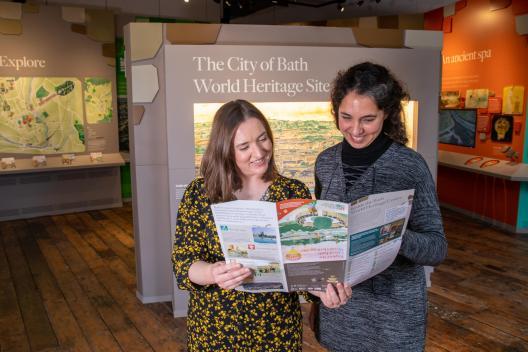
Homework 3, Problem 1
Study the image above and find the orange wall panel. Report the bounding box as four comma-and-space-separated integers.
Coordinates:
437, 165, 519, 226
436, 0, 528, 161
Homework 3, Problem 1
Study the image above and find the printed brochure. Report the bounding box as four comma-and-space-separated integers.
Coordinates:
211, 189, 414, 292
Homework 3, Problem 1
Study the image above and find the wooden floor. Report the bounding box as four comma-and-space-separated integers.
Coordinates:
1, 204, 527, 352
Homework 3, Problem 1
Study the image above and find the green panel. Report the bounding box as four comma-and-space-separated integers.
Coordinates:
518, 108, 528, 230
115, 37, 127, 96
120, 163, 132, 199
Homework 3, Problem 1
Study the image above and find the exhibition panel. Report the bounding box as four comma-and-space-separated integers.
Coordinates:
426, 0, 528, 233
0, 5, 124, 220
125, 23, 442, 313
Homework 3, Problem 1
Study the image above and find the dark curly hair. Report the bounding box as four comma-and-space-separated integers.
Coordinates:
330, 62, 409, 145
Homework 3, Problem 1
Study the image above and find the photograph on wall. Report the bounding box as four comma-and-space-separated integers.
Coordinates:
84, 78, 113, 124
491, 114, 513, 142
502, 85, 524, 115
438, 109, 477, 147
194, 102, 342, 192
0, 77, 85, 154
465, 89, 489, 109
440, 90, 461, 108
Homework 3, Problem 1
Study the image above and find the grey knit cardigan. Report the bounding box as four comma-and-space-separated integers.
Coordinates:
314, 141, 447, 352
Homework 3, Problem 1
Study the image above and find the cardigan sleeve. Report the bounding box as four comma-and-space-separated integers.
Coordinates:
399, 157, 447, 266
171, 179, 213, 291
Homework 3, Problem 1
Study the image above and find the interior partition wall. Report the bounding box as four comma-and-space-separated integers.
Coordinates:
124, 23, 442, 316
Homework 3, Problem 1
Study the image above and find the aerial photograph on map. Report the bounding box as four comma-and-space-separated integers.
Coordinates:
0, 77, 85, 154
84, 77, 113, 124
194, 102, 342, 192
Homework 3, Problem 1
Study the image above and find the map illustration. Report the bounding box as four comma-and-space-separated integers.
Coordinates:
438, 109, 476, 147
84, 77, 113, 124
194, 102, 342, 192
0, 77, 85, 154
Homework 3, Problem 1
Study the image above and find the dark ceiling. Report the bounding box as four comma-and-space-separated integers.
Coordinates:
215, 0, 354, 23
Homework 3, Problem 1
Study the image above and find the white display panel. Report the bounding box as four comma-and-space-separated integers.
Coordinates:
161, 45, 440, 315
126, 39, 441, 310
164, 45, 440, 188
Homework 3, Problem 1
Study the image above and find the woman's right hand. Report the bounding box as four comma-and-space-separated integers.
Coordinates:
209, 261, 252, 290
309, 283, 352, 309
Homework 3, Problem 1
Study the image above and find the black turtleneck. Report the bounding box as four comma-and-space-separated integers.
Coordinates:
342, 133, 392, 189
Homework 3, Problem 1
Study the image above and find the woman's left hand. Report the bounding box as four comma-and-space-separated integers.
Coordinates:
309, 283, 352, 309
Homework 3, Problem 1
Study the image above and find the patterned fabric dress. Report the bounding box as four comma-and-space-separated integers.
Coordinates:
172, 175, 311, 352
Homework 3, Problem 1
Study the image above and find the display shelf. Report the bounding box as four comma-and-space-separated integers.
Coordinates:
438, 150, 528, 181
0, 153, 125, 175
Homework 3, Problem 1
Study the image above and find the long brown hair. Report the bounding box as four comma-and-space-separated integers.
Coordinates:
200, 100, 278, 203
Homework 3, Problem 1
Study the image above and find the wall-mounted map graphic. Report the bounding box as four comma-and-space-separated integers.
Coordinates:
194, 102, 342, 192
0, 77, 85, 154
84, 78, 113, 124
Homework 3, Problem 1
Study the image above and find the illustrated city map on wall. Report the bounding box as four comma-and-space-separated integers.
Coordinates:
84, 77, 113, 124
194, 102, 343, 192
0, 77, 86, 154
0, 76, 114, 155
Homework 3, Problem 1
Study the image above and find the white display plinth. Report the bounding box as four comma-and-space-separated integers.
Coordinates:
438, 150, 528, 181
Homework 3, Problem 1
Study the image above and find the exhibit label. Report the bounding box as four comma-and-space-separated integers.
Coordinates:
192, 56, 330, 97
0, 55, 46, 70
442, 49, 492, 65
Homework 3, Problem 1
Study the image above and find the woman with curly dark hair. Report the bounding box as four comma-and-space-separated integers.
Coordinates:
313, 62, 447, 351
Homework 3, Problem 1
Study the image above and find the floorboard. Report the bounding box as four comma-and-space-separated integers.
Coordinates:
0, 205, 526, 351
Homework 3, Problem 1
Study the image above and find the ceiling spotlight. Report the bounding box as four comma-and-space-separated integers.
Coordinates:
184, 0, 189, 2
337, 2, 344, 12
225, 0, 231, 6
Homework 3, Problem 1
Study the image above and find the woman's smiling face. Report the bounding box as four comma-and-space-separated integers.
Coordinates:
233, 117, 273, 179
337, 91, 386, 149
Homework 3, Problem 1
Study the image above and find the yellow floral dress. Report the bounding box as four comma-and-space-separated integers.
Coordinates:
172, 175, 311, 352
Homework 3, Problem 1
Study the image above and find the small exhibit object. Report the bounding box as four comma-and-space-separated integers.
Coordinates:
62, 153, 76, 165
477, 114, 490, 133
502, 86, 524, 115
1, 157, 16, 169
487, 97, 502, 114
480, 159, 500, 168
32, 155, 47, 167
491, 115, 513, 142
90, 152, 103, 162
514, 121, 522, 135
501, 146, 519, 163
464, 156, 483, 165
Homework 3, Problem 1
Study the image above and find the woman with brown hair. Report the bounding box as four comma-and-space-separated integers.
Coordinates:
172, 99, 351, 351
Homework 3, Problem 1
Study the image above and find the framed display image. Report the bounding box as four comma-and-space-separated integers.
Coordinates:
491, 114, 513, 142
438, 108, 477, 147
